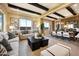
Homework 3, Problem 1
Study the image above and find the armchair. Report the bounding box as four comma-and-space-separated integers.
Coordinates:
63, 32, 70, 39
52, 31, 56, 36
75, 33, 79, 40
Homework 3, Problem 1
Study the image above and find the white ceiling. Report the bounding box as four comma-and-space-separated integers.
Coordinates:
71, 3, 79, 14
8, 3, 79, 21
57, 8, 73, 17
49, 14, 62, 19
8, 3, 61, 20
44, 17, 55, 21
10, 3, 46, 14
9, 7, 40, 17
39, 3, 60, 9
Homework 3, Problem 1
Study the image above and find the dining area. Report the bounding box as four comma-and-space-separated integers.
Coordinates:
52, 29, 79, 41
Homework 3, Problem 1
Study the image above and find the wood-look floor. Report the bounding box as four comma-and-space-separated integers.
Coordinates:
19, 36, 79, 56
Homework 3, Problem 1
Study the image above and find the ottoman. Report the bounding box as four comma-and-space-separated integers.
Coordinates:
41, 39, 49, 47
41, 43, 71, 56
27, 37, 41, 51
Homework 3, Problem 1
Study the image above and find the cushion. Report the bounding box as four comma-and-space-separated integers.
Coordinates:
63, 32, 69, 37
21, 30, 28, 34
2, 32, 9, 40
52, 31, 56, 36
75, 33, 79, 38
8, 32, 16, 39
8, 41, 19, 56
8, 37, 19, 43
0, 39, 12, 52
0, 44, 8, 56
0, 34, 3, 41
0, 32, 9, 42
57, 31, 62, 36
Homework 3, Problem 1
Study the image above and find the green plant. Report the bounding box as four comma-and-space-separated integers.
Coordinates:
40, 23, 44, 34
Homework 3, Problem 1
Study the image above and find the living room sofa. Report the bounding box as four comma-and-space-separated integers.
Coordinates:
0, 32, 19, 56
8, 37, 19, 56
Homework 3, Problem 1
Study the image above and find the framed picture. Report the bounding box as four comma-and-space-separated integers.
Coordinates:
10, 17, 19, 30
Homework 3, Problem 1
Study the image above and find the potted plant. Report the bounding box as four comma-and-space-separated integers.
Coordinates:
40, 22, 44, 34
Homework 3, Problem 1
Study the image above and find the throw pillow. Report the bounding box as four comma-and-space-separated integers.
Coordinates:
0, 44, 8, 56
0, 39, 12, 52
2, 32, 9, 40
0, 32, 9, 41
21, 30, 28, 34
0, 34, 3, 41
8, 32, 16, 39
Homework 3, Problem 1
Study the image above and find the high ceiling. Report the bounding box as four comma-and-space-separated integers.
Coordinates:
7, 3, 79, 21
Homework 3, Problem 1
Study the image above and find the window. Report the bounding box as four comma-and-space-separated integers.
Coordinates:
26, 20, 32, 27
44, 22, 50, 29
68, 24, 74, 29
19, 18, 32, 30
19, 19, 27, 27
0, 13, 3, 31
19, 18, 32, 27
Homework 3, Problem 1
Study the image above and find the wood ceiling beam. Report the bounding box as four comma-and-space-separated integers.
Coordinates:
66, 6, 76, 15
47, 16, 57, 20
8, 3, 41, 15
8, 3, 58, 20
28, 3, 49, 11
39, 3, 71, 18
53, 12, 65, 18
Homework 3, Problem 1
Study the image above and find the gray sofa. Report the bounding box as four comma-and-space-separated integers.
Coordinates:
8, 37, 19, 56
0, 32, 19, 56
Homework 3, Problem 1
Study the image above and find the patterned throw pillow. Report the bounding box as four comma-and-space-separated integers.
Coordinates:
0, 39, 12, 52
0, 32, 12, 52
0, 44, 8, 56
0, 32, 9, 40
2, 32, 9, 40
8, 32, 16, 39
0, 34, 3, 41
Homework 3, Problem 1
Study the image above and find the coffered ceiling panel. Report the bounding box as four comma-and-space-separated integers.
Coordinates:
8, 3, 77, 21
44, 17, 55, 21
49, 14, 62, 19
71, 3, 79, 14
39, 3, 60, 9
57, 8, 73, 17
9, 7, 40, 17
9, 3, 46, 14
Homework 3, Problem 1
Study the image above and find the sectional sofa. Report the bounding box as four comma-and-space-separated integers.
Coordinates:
0, 32, 19, 56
